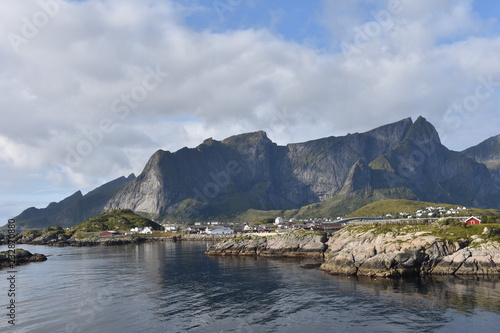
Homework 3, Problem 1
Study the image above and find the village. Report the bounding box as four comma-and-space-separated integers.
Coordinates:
98, 205, 485, 237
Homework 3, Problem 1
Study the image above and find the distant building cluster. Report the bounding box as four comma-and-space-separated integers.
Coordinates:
129, 226, 153, 234
387, 206, 469, 219
242, 216, 340, 234
97, 204, 486, 238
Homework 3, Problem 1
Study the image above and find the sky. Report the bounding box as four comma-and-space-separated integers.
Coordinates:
1, 0, 500, 224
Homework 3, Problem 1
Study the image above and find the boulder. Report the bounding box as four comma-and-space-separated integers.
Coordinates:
0, 249, 47, 267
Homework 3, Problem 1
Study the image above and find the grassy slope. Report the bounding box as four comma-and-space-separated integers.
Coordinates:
227, 198, 500, 224
347, 199, 500, 218
346, 221, 500, 244
73, 209, 162, 232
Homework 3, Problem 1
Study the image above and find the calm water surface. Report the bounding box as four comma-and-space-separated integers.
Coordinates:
1, 242, 499, 333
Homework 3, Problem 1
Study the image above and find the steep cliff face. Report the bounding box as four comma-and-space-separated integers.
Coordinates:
105, 116, 500, 220
105, 131, 280, 216
463, 135, 500, 189
369, 117, 499, 206
284, 117, 413, 202
104, 117, 419, 218
12, 117, 500, 227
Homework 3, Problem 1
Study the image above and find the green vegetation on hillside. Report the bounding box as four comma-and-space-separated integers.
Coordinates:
348, 199, 500, 218
73, 209, 161, 232
346, 220, 500, 244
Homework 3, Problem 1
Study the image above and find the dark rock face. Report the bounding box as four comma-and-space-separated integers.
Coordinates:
463, 134, 500, 188
105, 116, 500, 220
0, 249, 47, 268
12, 174, 136, 230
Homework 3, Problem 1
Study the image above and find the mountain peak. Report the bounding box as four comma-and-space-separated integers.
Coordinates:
221, 130, 273, 151
404, 116, 441, 147
364, 117, 413, 142
222, 130, 269, 143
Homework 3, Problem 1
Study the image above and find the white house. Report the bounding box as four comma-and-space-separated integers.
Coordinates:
206, 227, 234, 235
140, 227, 153, 234
163, 225, 177, 232
130, 227, 142, 232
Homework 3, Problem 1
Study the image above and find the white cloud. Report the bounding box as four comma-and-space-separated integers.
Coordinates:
0, 0, 499, 221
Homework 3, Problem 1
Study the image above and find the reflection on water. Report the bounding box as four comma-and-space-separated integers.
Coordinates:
0, 242, 499, 333
330, 274, 500, 314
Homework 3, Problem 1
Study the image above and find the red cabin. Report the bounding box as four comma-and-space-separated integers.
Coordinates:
464, 217, 481, 226
100, 231, 123, 236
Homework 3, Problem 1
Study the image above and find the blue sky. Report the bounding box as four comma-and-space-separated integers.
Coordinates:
178, 0, 331, 47
177, 0, 500, 47
1, 0, 500, 225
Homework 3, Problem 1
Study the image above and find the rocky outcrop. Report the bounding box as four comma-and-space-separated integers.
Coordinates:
0, 249, 47, 268
321, 227, 500, 277
206, 231, 327, 259
206, 225, 500, 276
14, 226, 74, 246
15, 235, 180, 247
429, 242, 500, 275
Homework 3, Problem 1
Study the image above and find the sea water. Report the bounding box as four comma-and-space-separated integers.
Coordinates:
1, 242, 499, 333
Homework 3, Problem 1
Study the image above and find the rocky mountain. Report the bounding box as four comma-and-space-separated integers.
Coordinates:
104, 116, 499, 220
11, 116, 500, 228
463, 134, 500, 186
13, 174, 136, 230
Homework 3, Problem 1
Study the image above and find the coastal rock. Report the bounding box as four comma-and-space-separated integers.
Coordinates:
0, 249, 47, 268
321, 227, 500, 277
207, 225, 500, 277
206, 231, 327, 259
16, 226, 74, 246
431, 242, 500, 275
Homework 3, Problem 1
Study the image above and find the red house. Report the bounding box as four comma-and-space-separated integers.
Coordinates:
464, 217, 481, 226
100, 231, 123, 236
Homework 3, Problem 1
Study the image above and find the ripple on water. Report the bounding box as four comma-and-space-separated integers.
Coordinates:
0, 243, 499, 333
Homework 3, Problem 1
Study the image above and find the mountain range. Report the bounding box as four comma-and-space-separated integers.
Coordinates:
11, 116, 500, 229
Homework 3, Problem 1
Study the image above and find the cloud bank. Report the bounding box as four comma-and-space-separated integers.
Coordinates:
0, 0, 499, 220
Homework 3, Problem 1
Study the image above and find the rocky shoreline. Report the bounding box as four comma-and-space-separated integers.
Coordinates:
206, 226, 500, 277
0, 231, 237, 247
4, 223, 500, 276
321, 227, 500, 277
205, 231, 327, 259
